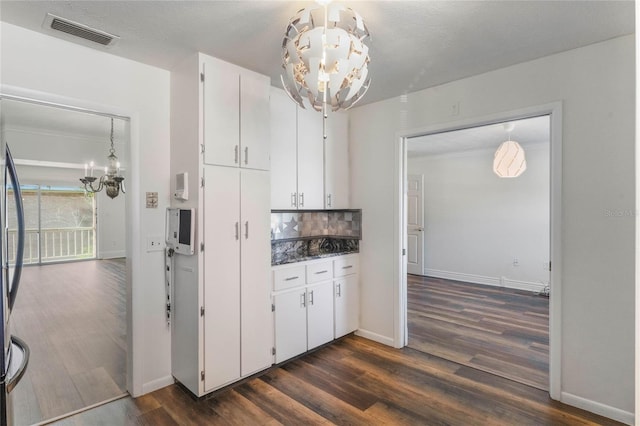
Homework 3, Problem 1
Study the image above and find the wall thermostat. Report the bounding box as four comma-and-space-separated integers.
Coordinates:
175, 172, 188, 201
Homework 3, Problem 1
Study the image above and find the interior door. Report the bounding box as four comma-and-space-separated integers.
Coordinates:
407, 174, 424, 275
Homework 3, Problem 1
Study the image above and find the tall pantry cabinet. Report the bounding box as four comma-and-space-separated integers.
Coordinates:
170, 53, 272, 397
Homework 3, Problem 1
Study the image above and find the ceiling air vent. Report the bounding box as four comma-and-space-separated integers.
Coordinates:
43, 13, 119, 47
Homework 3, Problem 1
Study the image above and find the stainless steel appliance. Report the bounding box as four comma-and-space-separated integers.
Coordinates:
0, 143, 29, 426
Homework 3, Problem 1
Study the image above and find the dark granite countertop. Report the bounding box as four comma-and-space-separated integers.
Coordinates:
271, 237, 359, 266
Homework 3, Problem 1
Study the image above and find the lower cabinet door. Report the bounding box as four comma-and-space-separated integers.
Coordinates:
203, 165, 241, 391
335, 274, 359, 338
240, 169, 272, 376
307, 281, 335, 350
274, 288, 308, 363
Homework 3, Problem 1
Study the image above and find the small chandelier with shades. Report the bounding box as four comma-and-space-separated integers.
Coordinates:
281, 0, 371, 138
493, 122, 527, 178
80, 117, 125, 199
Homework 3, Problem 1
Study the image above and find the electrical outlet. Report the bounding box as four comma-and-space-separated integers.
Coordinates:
512, 258, 519, 266
147, 236, 164, 252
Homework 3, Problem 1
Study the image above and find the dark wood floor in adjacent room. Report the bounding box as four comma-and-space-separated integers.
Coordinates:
51, 334, 620, 425
407, 274, 549, 391
12, 259, 127, 426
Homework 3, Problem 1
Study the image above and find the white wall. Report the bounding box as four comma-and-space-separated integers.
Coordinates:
97, 189, 126, 259
1, 22, 172, 396
408, 143, 550, 292
351, 35, 634, 422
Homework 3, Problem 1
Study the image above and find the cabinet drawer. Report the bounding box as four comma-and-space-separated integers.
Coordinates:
306, 261, 333, 284
273, 265, 306, 291
334, 256, 359, 277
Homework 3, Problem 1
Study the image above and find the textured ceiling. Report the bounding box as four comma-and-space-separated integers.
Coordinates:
408, 115, 549, 157
0, 1, 634, 106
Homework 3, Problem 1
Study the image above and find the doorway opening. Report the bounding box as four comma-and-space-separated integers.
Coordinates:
397, 104, 562, 398
1, 97, 129, 424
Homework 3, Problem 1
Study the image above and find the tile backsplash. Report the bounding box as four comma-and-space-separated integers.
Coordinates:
271, 210, 362, 240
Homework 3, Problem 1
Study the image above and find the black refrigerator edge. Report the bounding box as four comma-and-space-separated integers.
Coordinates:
0, 141, 29, 426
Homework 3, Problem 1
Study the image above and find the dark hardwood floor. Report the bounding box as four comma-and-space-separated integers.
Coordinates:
12, 259, 127, 425
407, 274, 549, 390
50, 334, 620, 425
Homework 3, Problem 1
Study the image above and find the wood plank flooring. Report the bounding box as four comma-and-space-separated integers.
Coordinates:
50, 334, 621, 425
407, 274, 549, 390
11, 259, 127, 426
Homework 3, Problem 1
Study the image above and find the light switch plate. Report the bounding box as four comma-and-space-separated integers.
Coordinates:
146, 192, 158, 208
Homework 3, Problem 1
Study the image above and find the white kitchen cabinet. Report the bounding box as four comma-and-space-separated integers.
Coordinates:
202, 55, 270, 170
274, 287, 308, 364
273, 278, 334, 363
272, 255, 358, 363
334, 274, 359, 338
203, 166, 241, 389
334, 254, 359, 338
239, 169, 273, 376
240, 72, 271, 171
270, 87, 347, 210
306, 280, 335, 349
170, 52, 272, 397
269, 88, 297, 209
202, 165, 272, 391
324, 111, 350, 209
296, 106, 325, 209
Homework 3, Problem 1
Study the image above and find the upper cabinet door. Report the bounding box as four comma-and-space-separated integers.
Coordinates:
296, 107, 324, 210
202, 56, 240, 167
240, 72, 270, 171
270, 88, 298, 209
324, 111, 349, 209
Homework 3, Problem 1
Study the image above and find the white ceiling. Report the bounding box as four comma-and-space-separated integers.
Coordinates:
408, 115, 549, 157
1, 98, 128, 140
0, 1, 634, 106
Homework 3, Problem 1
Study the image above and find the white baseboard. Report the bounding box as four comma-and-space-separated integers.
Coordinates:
561, 392, 634, 425
424, 268, 546, 293
98, 250, 126, 259
141, 375, 174, 395
355, 329, 395, 347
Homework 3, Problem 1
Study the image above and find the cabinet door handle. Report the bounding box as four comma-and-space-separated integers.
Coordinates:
327, 194, 332, 208
308, 290, 314, 306
234, 145, 239, 164
235, 222, 239, 240
300, 293, 306, 308
244, 147, 249, 165
315, 270, 328, 275
336, 283, 342, 297
245, 221, 249, 239
284, 276, 299, 281
291, 193, 297, 208
342, 265, 353, 269
299, 192, 304, 207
